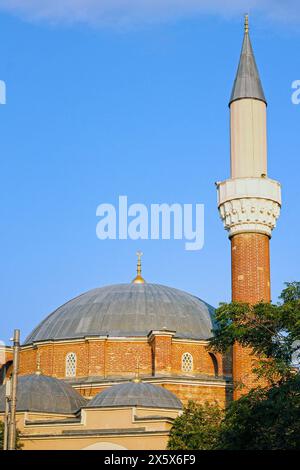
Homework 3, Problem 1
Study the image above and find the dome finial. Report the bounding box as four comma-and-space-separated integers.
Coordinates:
132, 250, 145, 284
36, 351, 42, 376
132, 358, 141, 383
244, 13, 249, 34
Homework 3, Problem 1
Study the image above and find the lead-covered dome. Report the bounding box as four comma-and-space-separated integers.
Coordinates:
25, 283, 215, 344
87, 382, 182, 410
0, 374, 87, 414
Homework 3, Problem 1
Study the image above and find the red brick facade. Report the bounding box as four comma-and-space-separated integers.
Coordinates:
16, 334, 231, 406
231, 233, 271, 304
231, 232, 271, 399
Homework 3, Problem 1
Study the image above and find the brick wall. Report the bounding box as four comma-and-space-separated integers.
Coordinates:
163, 383, 228, 407
19, 339, 231, 379
149, 334, 173, 376
231, 233, 270, 304
105, 341, 152, 377
16, 336, 232, 406
72, 381, 230, 407
171, 343, 224, 377
19, 340, 152, 379
231, 232, 271, 399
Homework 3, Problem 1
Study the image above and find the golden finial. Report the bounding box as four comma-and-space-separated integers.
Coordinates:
36, 351, 42, 375
132, 251, 145, 284
244, 14, 249, 34
132, 358, 141, 383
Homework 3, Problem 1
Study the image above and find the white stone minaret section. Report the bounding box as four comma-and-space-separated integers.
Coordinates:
217, 17, 281, 238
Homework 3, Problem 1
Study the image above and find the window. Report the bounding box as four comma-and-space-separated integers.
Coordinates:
181, 352, 193, 372
65, 352, 77, 377
209, 353, 219, 377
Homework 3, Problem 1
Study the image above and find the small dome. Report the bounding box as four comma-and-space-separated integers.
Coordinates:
0, 374, 87, 414
25, 283, 215, 344
87, 382, 183, 410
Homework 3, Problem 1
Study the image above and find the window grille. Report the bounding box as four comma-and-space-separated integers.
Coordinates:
65, 352, 77, 377
181, 352, 193, 372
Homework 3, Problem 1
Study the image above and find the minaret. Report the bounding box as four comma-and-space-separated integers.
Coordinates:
217, 16, 281, 398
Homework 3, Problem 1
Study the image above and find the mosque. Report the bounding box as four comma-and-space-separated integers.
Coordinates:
0, 17, 281, 450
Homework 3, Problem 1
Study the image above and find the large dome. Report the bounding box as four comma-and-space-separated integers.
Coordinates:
25, 283, 215, 344
87, 382, 183, 410
0, 374, 87, 414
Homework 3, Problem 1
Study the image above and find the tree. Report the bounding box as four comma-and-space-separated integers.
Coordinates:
0, 421, 23, 450
168, 283, 300, 450
168, 378, 300, 450
210, 282, 300, 449
217, 374, 300, 450
167, 401, 223, 450
210, 282, 300, 384
0, 421, 4, 450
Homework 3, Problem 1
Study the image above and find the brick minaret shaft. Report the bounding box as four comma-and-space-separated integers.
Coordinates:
231, 233, 270, 304
231, 232, 270, 398
217, 16, 281, 399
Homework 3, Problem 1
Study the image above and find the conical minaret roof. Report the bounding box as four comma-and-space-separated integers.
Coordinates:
229, 16, 266, 106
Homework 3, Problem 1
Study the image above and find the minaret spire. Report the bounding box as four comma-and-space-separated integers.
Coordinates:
229, 14, 266, 106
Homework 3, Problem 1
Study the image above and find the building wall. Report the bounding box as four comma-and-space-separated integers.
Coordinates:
21, 434, 170, 451
18, 338, 229, 381
0, 407, 178, 450
231, 232, 271, 398
171, 342, 223, 377
231, 233, 271, 304
15, 336, 232, 407
161, 382, 229, 407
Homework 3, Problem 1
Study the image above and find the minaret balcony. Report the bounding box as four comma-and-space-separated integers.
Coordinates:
217, 177, 281, 238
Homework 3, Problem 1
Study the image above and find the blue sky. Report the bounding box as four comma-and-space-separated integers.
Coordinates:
0, 3, 299, 344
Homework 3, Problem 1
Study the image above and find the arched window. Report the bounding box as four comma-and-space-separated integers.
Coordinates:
181, 352, 193, 373
65, 352, 77, 377
209, 353, 219, 377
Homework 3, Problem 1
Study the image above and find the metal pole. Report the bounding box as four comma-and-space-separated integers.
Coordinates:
8, 329, 20, 451
3, 379, 11, 450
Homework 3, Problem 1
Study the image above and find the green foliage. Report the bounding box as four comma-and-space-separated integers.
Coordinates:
168, 376, 300, 450
210, 282, 300, 383
0, 421, 3, 450
167, 401, 223, 450
0, 421, 23, 451
218, 375, 300, 450
168, 283, 300, 450
280, 281, 300, 303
